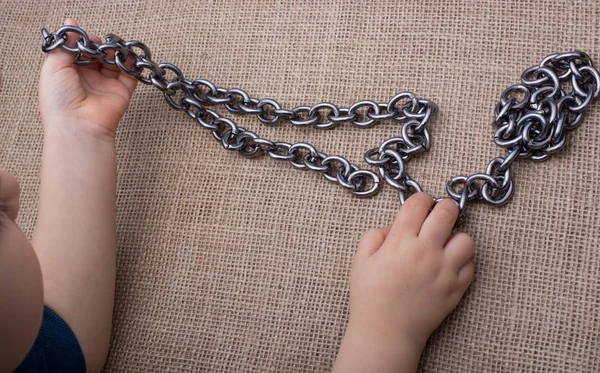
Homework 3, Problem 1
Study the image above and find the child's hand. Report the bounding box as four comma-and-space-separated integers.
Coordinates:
350, 192, 474, 344
39, 18, 137, 139
334, 192, 474, 372
33, 18, 138, 371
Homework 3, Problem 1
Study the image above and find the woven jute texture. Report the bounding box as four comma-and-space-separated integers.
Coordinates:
1, 1, 599, 371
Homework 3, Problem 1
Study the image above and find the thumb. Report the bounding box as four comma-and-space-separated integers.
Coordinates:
41, 18, 81, 75
354, 224, 392, 264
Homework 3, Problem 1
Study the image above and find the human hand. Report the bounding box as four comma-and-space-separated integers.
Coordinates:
39, 18, 138, 139
348, 192, 474, 353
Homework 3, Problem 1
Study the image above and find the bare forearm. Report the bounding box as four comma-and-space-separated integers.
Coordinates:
333, 323, 423, 373
33, 120, 117, 255
31, 118, 117, 370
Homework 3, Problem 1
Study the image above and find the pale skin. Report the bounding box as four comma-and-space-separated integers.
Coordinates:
0, 18, 474, 372
0, 18, 136, 372
332, 193, 474, 372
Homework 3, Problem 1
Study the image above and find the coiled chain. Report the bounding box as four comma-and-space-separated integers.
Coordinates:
41, 26, 600, 223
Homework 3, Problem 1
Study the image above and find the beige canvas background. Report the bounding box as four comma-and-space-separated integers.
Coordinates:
1, 0, 599, 371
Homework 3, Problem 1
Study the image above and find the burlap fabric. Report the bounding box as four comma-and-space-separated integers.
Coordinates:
1, 1, 599, 371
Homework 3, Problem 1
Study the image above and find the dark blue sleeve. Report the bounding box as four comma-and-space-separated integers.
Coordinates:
14, 306, 86, 373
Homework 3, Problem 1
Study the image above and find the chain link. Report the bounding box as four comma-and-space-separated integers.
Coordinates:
41, 26, 600, 225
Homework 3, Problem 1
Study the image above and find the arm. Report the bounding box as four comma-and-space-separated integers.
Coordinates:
33, 18, 137, 372
31, 119, 117, 371
334, 322, 423, 372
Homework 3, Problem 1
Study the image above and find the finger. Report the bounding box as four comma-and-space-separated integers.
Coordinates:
99, 65, 121, 79
457, 260, 475, 290
118, 71, 138, 96
82, 30, 138, 93
99, 44, 120, 71
90, 36, 121, 78
89, 33, 102, 45
355, 225, 392, 264
444, 232, 475, 271
385, 192, 434, 242
97, 49, 130, 79
84, 33, 104, 72
116, 53, 140, 95
0, 170, 20, 221
90, 32, 138, 91
418, 199, 459, 248
41, 18, 81, 75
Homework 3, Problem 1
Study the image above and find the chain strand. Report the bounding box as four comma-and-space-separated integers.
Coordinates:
41, 26, 600, 224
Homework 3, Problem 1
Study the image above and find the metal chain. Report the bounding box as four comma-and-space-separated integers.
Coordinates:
40, 26, 600, 224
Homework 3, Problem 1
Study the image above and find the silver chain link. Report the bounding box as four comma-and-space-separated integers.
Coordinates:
41, 26, 600, 224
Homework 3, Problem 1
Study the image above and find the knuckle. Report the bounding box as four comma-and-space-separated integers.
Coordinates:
402, 197, 420, 209
440, 268, 457, 294
437, 208, 454, 223
410, 245, 429, 267
412, 239, 429, 257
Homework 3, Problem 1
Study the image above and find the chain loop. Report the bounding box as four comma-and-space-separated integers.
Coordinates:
40, 26, 600, 224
